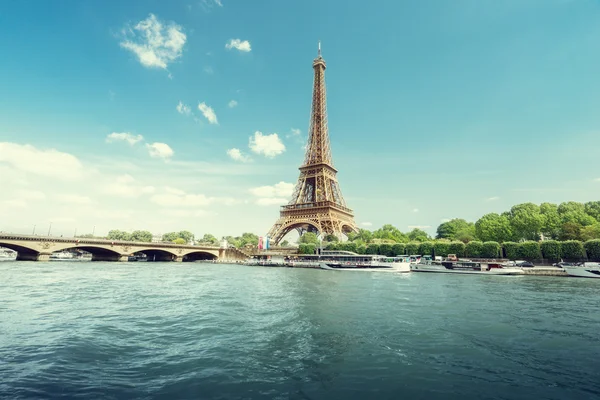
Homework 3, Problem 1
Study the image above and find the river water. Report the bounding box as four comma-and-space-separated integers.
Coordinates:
0, 261, 598, 399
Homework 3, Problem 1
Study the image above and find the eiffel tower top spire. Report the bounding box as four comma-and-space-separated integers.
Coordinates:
303, 41, 332, 168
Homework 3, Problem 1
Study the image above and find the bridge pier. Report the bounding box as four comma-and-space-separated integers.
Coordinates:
175, 256, 183, 262
16, 253, 51, 261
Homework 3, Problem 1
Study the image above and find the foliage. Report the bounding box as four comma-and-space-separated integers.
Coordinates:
584, 201, 600, 222
584, 240, 600, 261
418, 241, 434, 257
280, 240, 290, 247
560, 240, 586, 261
407, 228, 430, 243
465, 241, 483, 258
475, 213, 513, 243
365, 244, 379, 255
580, 224, 600, 241
323, 234, 339, 242
558, 201, 596, 226
198, 233, 218, 245
516, 241, 542, 260
356, 244, 367, 255
503, 242, 519, 260
298, 232, 319, 245
540, 240, 561, 262
508, 203, 543, 241
163, 231, 194, 243
433, 241, 450, 258
340, 241, 358, 253
107, 230, 132, 241
378, 243, 394, 256
172, 238, 186, 245
372, 224, 408, 243
481, 241, 501, 258
405, 242, 420, 255
392, 243, 405, 256
558, 222, 582, 241
540, 203, 561, 239
298, 243, 316, 254
436, 219, 474, 241
448, 241, 466, 257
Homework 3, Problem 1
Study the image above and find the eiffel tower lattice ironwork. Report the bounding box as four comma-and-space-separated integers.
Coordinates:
268, 43, 358, 244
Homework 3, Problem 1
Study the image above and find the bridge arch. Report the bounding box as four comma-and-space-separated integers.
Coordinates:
182, 251, 218, 262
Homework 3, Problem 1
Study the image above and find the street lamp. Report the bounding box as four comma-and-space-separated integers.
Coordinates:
47, 222, 52, 237
32, 225, 36, 235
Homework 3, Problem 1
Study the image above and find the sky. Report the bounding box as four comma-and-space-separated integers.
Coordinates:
1, 0, 600, 241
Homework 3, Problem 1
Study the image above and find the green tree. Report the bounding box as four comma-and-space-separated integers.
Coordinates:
108, 230, 132, 241
340, 241, 358, 253
407, 228, 430, 242
418, 241, 434, 257
298, 232, 319, 245
465, 241, 483, 257
475, 213, 513, 243
517, 241, 542, 260
560, 240, 585, 261
508, 203, 543, 241
503, 242, 519, 260
540, 240, 561, 262
130, 230, 152, 242
581, 224, 600, 241
559, 222, 582, 241
540, 203, 561, 239
584, 240, 600, 261
280, 240, 290, 247
448, 241, 466, 257
198, 233, 219, 245
372, 224, 408, 243
392, 243, 405, 256
323, 234, 339, 242
298, 243, 316, 254
177, 231, 195, 243
436, 219, 474, 240
558, 201, 596, 226
366, 244, 379, 254
356, 244, 367, 254
405, 242, 420, 255
378, 243, 394, 256
481, 242, 501, 258
173, 238, 186, 245
433, 241, 450, 258
238, 232, 259, 247
584, 201, 600, 222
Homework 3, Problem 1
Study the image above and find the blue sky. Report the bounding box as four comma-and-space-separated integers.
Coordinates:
1, 0, 600, 239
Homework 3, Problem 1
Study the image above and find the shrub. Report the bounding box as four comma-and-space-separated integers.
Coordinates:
561, 240, 586, 261
434, 241, 450, 257
392, 243, 405, 256
325, 242, 337, 251
448, 241, 466, 257
540, 240, 561, 262
418, 242, 434, 257
584, 240, 600, 261
517, 241, 542, 260
378, 243, 394, 256
340, 241, 357, 253
481, 241, 501, 258
405, 242, 420, 255
503, 242, 519, 260
298, 243, 316, 254
365, 244, 379, 255
356, 245, 367, 255
465, 241, 483, 257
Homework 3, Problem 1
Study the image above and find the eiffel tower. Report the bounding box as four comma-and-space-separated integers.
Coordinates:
268, 43, 358, 244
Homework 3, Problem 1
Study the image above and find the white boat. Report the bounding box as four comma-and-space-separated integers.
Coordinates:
562, 263, 600, 278
411, 258, 523, 275
299, 251, 410, 272
0, 248, 17, 261
49, 251, 74, 260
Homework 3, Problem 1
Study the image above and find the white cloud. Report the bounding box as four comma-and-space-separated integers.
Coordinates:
214, 0, 222, 6
228, 100, 238, 108
361, 222, 373, 227
290, 128, 301, 136
106, 132, 144, 145
150, 187, 236, 207
441, 218, 451, 223
249, 131, 285, 158
119, 14, 186, 70
225, 38, 251, 52
486, 196, 500, 201
0, 142, 84, 180
250, 181, 294, 205
226, 148, 251, 163
55, 194, 93, 205
412, 208, 419, 213
203, 66, 214, 74
176, 101, 191, 115
16, 189, 46, 201
146, 142, 174, 160
102, 174, 155, 198
408, 225, 431, 229
198, 102, 218, 124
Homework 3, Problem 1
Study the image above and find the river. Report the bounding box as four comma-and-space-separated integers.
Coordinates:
0, 261, 598, 399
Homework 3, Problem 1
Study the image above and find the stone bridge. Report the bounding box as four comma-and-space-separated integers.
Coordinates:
0, 233, 249, 262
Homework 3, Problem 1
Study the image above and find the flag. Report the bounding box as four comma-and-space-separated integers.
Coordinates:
258, 236, 263, 250
265, 236, 270, 250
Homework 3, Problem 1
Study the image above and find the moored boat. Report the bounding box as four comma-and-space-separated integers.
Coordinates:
49, 251, 74, 260
299, 250, 410, 272
411, 258, 523, 275
562, 263, 600, 278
